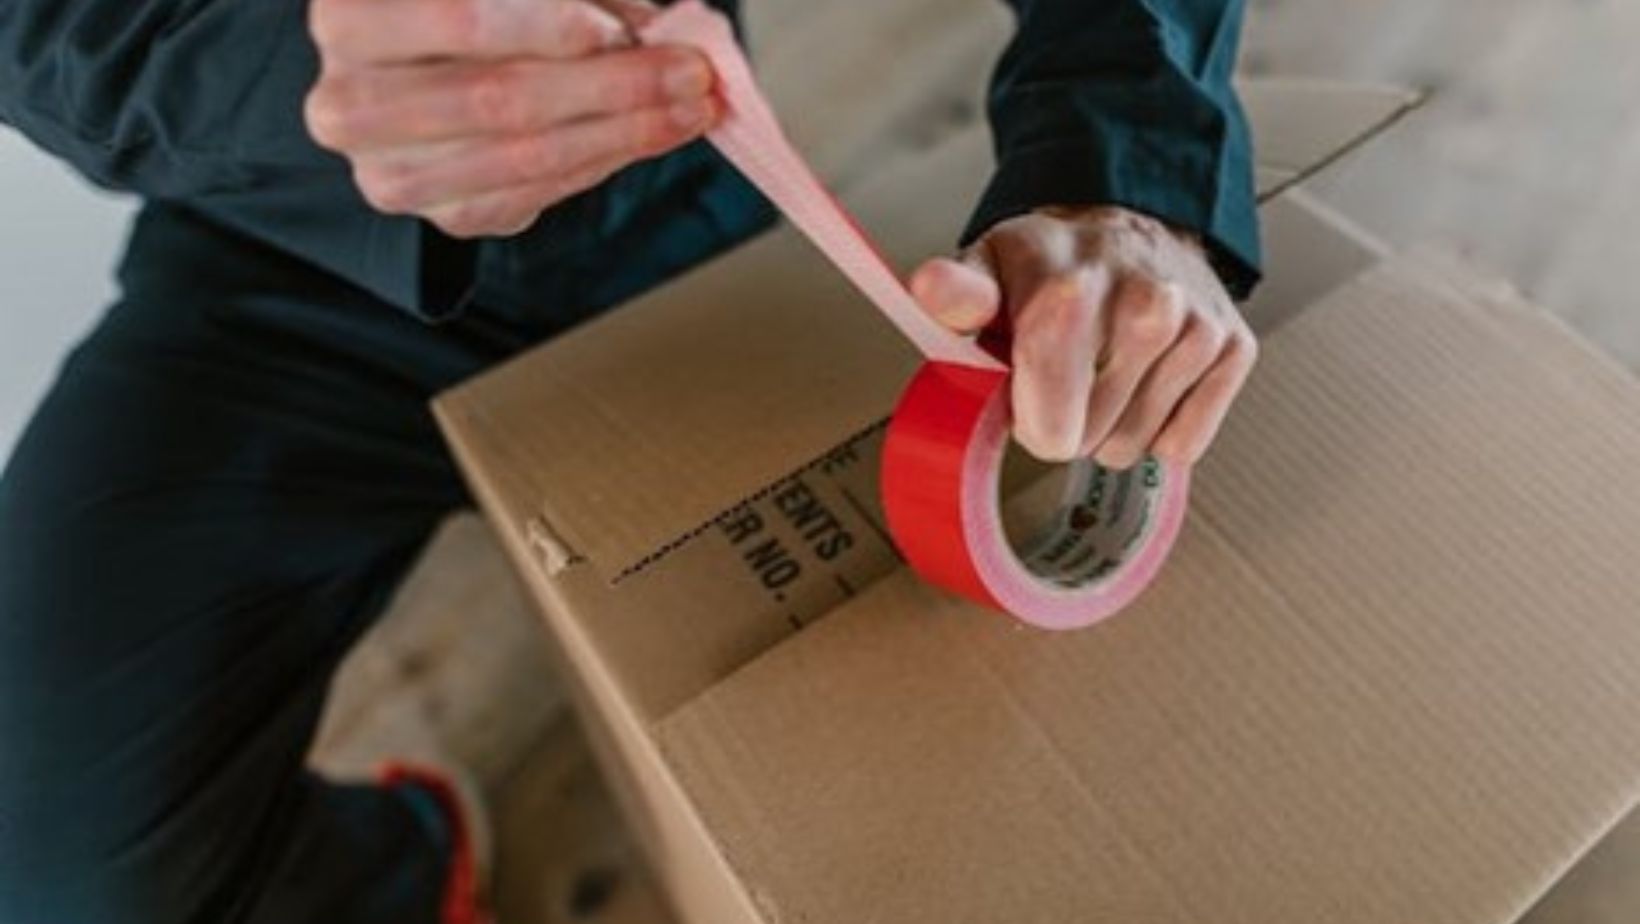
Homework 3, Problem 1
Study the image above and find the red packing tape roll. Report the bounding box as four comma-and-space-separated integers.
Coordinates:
882, 362, 1190, 629
643, 2, 1189, 627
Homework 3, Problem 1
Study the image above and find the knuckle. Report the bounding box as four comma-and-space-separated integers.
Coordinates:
494, 208, 539, 237
303, 86, 349, 148
1045, 271, 1095, 311
601, 55, 667, 110
1125, 314, 1175, 350
307, 0, 352, 52
431, 203, 490, 238
1015, 279, 1091, 357
532, 174, 579, 211
1182, 323, 1228, 365
1146, 280, 1187, 321
1124, 283, 1186, 348
1226, 327, 1260, 366
354, 164, 418, 213
635, 109, 682, 153
1011, 318, 1067, 372
304, 73, 376, 148
555, 162, 613, 201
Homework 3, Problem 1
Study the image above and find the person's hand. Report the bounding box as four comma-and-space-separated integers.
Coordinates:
304, 0, 716, 238
909, 205, 1257, 468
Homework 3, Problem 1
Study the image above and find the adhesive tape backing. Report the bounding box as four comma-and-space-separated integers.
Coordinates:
882, 362, 1190, 630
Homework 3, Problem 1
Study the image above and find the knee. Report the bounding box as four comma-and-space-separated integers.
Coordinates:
0, 683, 225, 924
0, 833, 131, 924
0, 503, 195, 924
0, 725, 148, 924
0, 594, 143, 924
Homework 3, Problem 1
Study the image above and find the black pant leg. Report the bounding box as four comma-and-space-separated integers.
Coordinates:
0, 204, 525, 924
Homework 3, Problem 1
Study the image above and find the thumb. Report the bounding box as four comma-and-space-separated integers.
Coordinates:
908, 252, 1001, 334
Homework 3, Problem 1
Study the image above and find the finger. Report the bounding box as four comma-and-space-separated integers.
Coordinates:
422, 156, 626, 237
354, 98, 717, 213
312, 0, 626, 67
1151, 332, 1259, 464
907, 252, 1000, 334
1008, 266, 1111, 461
1089, 316, 1228, 469
588, 0, 660, 29
308, 47, 713, 151
1076, 275, 1188, 458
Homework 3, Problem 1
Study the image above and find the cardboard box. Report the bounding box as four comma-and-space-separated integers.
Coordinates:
434, 80, 1640, 924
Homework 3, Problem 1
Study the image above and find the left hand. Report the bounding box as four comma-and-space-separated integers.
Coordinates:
909, 205, 1257, 468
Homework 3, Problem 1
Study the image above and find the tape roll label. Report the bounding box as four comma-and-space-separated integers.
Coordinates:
1015, 460, 1164, 589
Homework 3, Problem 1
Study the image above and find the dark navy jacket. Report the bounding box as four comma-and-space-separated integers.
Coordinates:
0, 0, 1260, 325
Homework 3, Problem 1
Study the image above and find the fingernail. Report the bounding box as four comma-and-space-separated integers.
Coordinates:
669, 98, 714, 131
664, 54, 713, 100
955, 298, 992, 327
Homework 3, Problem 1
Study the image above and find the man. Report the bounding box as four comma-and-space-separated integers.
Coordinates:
0, 0, 1260, 921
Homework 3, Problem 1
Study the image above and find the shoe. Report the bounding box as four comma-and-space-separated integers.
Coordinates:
377, 761, 496, 924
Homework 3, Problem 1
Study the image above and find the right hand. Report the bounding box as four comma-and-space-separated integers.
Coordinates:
305, 0, 718, 238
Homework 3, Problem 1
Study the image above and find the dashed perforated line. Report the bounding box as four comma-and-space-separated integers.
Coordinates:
606, 417, 893, 585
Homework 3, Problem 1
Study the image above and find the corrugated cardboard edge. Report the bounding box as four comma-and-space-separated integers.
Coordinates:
1244, 187, 1388, 333
1509, 736, 1640, 923
433, 399, 769, 924
1240, 78, 1427, 202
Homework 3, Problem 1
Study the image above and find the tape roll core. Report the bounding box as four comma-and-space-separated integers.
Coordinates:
883, 361, 1191, 630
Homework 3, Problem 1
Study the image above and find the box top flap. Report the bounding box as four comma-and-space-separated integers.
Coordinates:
1238, 78, 1423, 196
656, 255, 1640, 924
435, 81, 1421, 581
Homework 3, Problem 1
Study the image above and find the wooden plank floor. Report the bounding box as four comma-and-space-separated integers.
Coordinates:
311, 516, 678, 923
312, 2, 1640, 922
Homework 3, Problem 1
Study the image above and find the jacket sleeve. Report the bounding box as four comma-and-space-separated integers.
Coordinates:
0, 0, 474, 317
968, 0, 1261, 297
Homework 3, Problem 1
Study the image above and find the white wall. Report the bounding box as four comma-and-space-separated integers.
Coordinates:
0, 127, 135, 463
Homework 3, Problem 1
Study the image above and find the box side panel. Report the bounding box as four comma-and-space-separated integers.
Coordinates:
434, 401, 768, 924
655, 257, 1640, 924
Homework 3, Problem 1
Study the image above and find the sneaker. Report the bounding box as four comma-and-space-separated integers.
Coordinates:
377, 761, 496, 924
